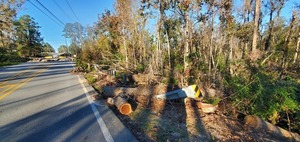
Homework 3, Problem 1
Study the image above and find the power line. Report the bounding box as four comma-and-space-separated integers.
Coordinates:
65, 0, 80, 22
34, 0, 65, 26
28, 0, 64, 28
53, 0, 74, 22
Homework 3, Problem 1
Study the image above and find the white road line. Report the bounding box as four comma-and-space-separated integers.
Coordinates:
77, 75, 114, 142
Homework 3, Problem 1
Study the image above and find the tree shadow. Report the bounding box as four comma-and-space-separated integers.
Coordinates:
0, 94, 103, 141
153, 59, 190, 141
0, 61, 138, 142
186, 99, 212, 141
0, 84, 81, 108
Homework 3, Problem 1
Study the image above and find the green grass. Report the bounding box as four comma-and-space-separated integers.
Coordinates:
204, 97, 222, 106
84, 72, 97, 84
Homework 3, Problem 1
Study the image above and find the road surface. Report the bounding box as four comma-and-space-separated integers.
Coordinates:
0, 61, 136, 142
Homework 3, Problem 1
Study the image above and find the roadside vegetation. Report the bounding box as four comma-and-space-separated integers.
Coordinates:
68, 0, 300, 138
0, 49, 28, 67
0, 1, 55, 67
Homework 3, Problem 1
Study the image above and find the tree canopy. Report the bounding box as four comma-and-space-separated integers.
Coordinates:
58, 45, 68, 53
14, 15, 44, 57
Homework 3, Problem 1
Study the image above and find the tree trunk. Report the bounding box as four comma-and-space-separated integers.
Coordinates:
265, 0, 285, 51
244, 115, 300, 141
123, 26, 128, 70
0, 33, 6, 48
166, 31, 171, 69
293, 36, 300, 64
265, 4, 274, 51
243, 0, 251, 23
156, 24, 161, 73
229, 36, 233, 63
242, 42, 248, 59
280, 11, 296, 77
252, 0, 261, 51
208, 8, 215, 81
184, 12, 189, 79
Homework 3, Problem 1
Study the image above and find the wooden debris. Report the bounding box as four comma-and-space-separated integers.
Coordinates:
102, 85, 168, 109
102, 87, 137, 97
107, 96, 132, 115
244, 115, 300, 141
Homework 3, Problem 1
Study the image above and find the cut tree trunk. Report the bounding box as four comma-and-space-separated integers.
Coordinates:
102, 86, 137, 97
252, 0, 261, 52
293, 36, 300, 64
107, 96, 132, 115
102, 85, 167, 107
244, 115, 300, 141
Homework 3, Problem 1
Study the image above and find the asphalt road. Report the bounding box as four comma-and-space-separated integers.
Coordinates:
0, 62, 136, 142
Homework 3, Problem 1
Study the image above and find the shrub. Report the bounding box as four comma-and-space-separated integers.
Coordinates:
136, 63, 144, 73
226, 71, 299, 125
204, 97, 222, 106
0, 52, 28, 67
85, 74, 96, 84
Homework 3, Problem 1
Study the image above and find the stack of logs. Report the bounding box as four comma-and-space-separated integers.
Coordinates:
102, 85, 168, 114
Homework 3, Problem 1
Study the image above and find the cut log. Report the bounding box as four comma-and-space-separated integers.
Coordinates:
102, 85, 167, 98
102, 86, 137, 97
106, 96, 132, 115
102, 86, 122, 97
114, 96, 132, 115
244, 115, 300, 141
102, 85, 168, 108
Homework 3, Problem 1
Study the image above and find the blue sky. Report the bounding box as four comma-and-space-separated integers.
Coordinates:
18, 0, 115, 52
17, 0, 297, 52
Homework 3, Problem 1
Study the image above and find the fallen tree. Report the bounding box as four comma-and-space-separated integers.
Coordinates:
102, 85, 170, 113
244, 115, 300, 141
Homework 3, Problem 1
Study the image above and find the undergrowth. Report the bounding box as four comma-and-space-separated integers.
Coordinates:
0, 52, 28, 67
225, 67, 300, 133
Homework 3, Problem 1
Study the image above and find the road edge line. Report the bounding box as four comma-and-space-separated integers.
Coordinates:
76, 75, 114, 142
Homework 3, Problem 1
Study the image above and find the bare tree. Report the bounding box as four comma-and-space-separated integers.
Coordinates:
280, 11, 297, 76
264, 0, 285, 51
252, 0, 261, 52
